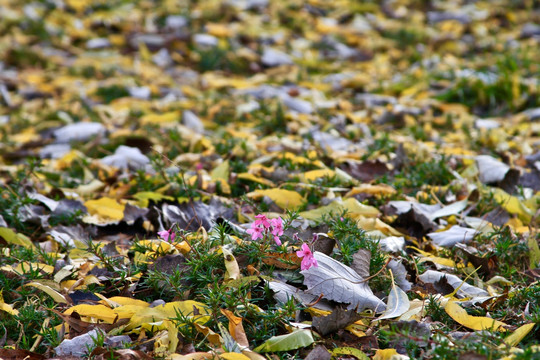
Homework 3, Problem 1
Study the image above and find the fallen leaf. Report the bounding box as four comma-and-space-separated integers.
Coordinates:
221, 308, 249, 348
247, 189, 304, 210
84, 197, 125, 222
299, 198, 379, 221
253, 330, 314, 352
64, 304, 119, 324
0, 227, 36, 250
418, 270, 489, 298
312, 306, 362, 336
331, 347, 369, 360
445, 300, 507, 331
302, 252, 386, 312
427, 225, 477, 247
502, 323, 536, 347
223, 247, 241, 281
25, 281, 68, 304
376, 270, 410, 320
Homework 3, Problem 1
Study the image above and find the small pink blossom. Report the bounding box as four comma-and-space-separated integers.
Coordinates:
254, 214, 271, 229
247, 224, 264, 240
270, 217, 283, 236
296, 243, 318, 271
273, 235, 282, 246
158, 227, 176, 242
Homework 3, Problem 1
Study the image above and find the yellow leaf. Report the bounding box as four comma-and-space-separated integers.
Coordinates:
355, 217, 403, 237
278, 152, 313, 165
108, 296, 150, 308
204, 164, 226, 189
84, 197, 125, 221
153, 327, 172, 357
141, 111, 180, 125
1, 262, 54, 275
0, 227, 36, 250
247, 189, 304, 210
194, 323, 222, 346
211, 160, 230, 181
299, 198, 379, 221
503, 323, 536, 347
220, 353, 251, 360
417, 256, 456, 268
165, 319, 180, 354
305, 307, 331, 317
223, 247, 241, 281
113, 304, 148, 319
346, 184, 397, 197
26, 282, 68, 304
71, 179, 105, 196
133, 192, 175, 208
373, 349, 400, 360
489, 187, 533, 223
64, 304, 119, 323
237, 173, 275, 187
174, 241, 192, 255
0, 300, 19, 316
206, 23, 232, 37
65, 0, 89, 12
301, 169, 336, 182
409, 246, 457, 268
344, 323, 366, 338
126, 300, 211, 330
445, 301, 507, 331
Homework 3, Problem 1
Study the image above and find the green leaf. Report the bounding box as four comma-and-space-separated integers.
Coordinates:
253, 330, 314, 352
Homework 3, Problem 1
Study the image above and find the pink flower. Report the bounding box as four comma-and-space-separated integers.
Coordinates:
270, 217, 283, 236
247, 224, 264, 240
158, 227, 176, 242
254, 214, 271, 229
296, 243, 318, 271
273, 235, 282, 246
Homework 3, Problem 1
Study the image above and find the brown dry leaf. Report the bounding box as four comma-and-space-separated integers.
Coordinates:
220, 308, 249, 348
262, 252, 301, 269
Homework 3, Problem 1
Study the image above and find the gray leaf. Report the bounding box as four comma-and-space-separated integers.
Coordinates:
351, 248, 371, 279
427, 225, 476, 247
418, 270, 488, 298
313, 307, 362, 336
302, 252, 385, 312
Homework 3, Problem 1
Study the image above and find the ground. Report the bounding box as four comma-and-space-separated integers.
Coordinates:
0, 0, 539, 359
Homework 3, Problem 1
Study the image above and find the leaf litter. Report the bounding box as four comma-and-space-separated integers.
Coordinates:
0, 0, 539, 359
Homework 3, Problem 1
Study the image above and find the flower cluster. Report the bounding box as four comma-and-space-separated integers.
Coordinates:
247, 214, 284, 245
247, 214, 318, 271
